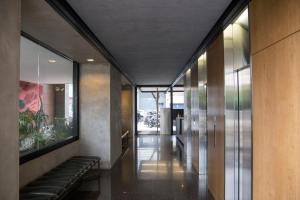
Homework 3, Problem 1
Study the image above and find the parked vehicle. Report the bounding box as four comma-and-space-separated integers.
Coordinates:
137, 112, 144, 122
144, 111, 160, 128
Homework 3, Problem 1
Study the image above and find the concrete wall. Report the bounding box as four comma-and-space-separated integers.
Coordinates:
20, 62, 123, 188
80, 63, 111, 168
0, 0, 20, 199
19, 141, 79, 187
121, 85, 133, 137
160, 108, 171, 134
110, 66, 122, 166
80, 63, 122, 169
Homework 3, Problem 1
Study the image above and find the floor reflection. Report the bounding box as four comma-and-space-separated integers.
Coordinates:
136, 136, 185, 180
73, 135, 207, 200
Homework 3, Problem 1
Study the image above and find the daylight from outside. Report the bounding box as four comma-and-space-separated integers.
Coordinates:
137, 87, 184, 134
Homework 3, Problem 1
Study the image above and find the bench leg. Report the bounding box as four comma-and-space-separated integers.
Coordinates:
97, 159, 101, 193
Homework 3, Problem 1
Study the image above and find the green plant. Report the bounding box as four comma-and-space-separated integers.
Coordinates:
19, 96, 75, 151
19, 98, 49, 150
53, 118, 73, 141
34, 109, 48, 130
19, 110, 36, 137
32, 131, 48, 149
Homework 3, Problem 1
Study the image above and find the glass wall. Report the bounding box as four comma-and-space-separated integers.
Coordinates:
137, 87, 169, 134
19, 36, 78, 161
172, 85, 184, 135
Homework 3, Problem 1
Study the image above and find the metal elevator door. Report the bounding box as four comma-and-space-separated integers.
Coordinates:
237, 67, 251, 200
224, 7, 252, 200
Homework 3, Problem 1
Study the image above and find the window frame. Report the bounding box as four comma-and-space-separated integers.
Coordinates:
19, 33, 80, 165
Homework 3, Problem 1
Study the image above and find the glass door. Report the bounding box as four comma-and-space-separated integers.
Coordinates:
137, 87, 170, 135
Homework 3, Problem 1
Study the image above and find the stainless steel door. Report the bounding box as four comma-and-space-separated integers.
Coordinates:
184, 69, 192, 171
191, 63, 199, 172
198, 53, 207, 176
198, 53, 208, 199
224, 51, 239, 200
238, 67, 251, 200
224, 7, 252, 200
191, 53, 208, 176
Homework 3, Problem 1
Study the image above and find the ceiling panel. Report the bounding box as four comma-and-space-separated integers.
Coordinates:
67, 0, 232, 85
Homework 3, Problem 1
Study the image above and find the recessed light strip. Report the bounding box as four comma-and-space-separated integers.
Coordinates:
87, 58, 94, 62
48, 59, 56, 63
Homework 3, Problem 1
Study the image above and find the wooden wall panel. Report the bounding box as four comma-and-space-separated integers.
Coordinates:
207, 34, 225, 200
121, 86, 133, 136
252, 31, 300, 200
250, 0, 300, 54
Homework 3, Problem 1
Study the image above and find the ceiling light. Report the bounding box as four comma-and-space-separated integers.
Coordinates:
48, 59, 56, 63
235, 8, 248, 26
87, 58, 95, 62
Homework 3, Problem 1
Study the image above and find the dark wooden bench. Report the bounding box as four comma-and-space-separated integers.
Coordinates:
20, 156, 100, 200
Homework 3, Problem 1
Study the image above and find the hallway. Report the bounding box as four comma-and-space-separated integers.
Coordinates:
2, 0, 300, 199
74, 135, 207, 200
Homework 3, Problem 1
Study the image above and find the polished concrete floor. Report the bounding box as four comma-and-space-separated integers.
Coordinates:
73, 135, 207, 200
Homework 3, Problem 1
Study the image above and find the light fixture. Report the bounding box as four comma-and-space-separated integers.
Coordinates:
48, 59, 56, 63
87, 58, 95, 62
235, 8, 248, 26
223, 24, 233, 39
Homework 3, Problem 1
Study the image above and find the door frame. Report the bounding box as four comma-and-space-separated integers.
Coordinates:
135, 85, 172, 136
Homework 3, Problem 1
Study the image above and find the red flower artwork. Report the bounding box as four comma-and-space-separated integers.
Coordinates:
19, 81, 43, 113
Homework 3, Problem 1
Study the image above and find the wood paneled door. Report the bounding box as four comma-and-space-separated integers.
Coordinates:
207, 34, 225, 200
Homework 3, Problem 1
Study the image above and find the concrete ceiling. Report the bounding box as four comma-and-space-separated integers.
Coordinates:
67, 0, 232, 85
21, 0, 108, 64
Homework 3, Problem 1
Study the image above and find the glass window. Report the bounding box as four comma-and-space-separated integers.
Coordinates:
19, 36, 78, 161
137, 87, 169, 134
171, 87, 184, 134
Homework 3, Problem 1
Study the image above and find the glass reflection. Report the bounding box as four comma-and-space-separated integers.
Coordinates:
19, 36, 76, 157
74, 135, 208, 200
136, 136, 185, 180
224, 7, 252, 200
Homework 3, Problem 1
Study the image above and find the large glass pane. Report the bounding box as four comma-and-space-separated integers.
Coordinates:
137, 87, 169, 134
19, 36, 76, 157
172, 87, 184, 134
